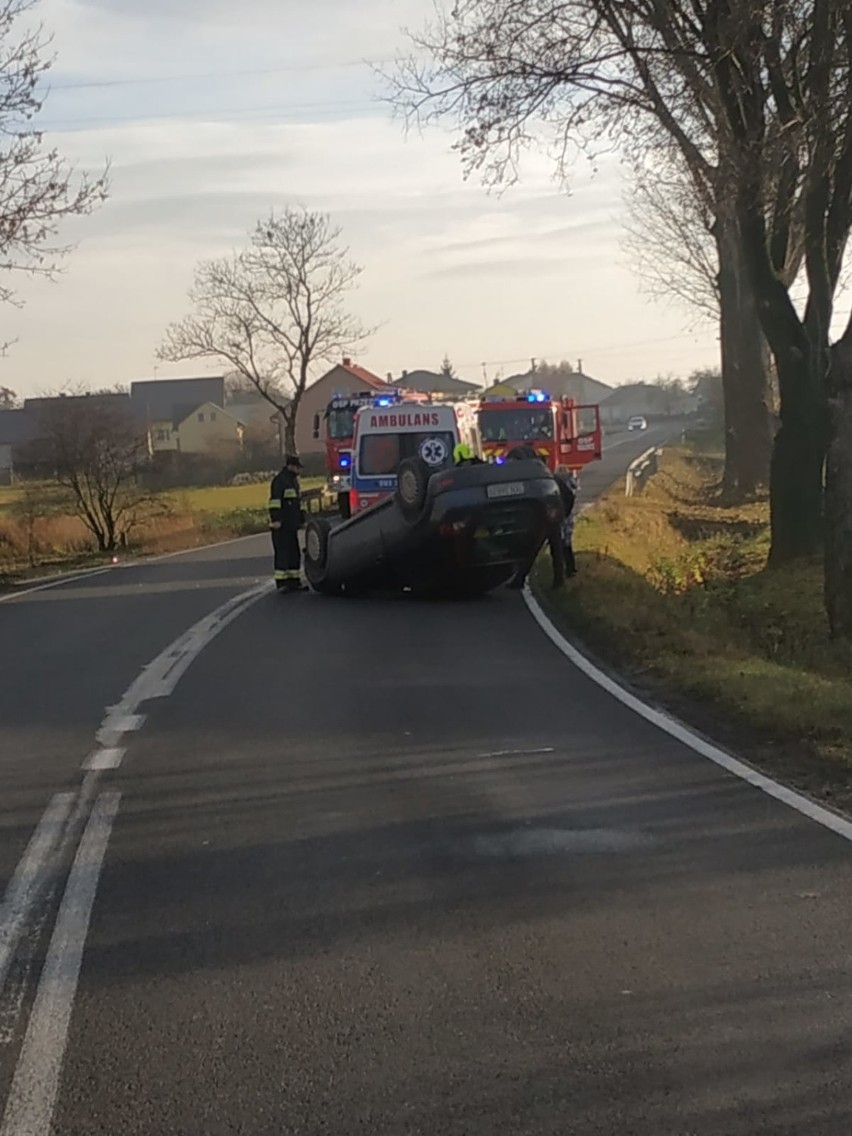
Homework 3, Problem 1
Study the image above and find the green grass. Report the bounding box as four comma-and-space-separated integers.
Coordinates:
167, 478, 324, 514
532, 446, 852, 807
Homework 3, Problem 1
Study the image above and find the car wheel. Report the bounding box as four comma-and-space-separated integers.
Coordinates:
395, 457, 431, 521
304, 518, 341, 594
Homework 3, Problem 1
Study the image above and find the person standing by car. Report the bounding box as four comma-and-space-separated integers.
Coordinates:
269, 454, 307, 592
505, 446, 566, 590
555, 467, 578, 577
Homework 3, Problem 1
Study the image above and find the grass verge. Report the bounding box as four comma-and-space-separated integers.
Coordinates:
0, 477, 328, 589
531, 445, 852, 812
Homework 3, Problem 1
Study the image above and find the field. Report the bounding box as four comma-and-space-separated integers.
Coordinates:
0, 477, 326, 586
532, 443, 852, 810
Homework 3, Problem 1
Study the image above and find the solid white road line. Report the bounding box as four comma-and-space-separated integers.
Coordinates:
0, 791, 121, 1136
524, 587, 852, 844
0, 795, 75, 999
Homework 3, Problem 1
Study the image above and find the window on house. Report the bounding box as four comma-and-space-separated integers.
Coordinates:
156, 429, 169, 442
197, 413, 205, 423
210, 411, 217, 421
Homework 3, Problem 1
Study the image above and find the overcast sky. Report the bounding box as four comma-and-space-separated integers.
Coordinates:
5, 0, 729, 396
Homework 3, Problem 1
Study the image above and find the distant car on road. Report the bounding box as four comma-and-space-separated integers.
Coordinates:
628, 416, 648, 431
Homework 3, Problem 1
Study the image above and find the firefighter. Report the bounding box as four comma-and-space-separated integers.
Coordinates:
505, 446, 566, 589
453, 442, 485, 466
269, 454, 307, 592
555, 467, 579, 577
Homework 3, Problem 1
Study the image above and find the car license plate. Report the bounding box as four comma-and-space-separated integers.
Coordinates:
487, 481, 525, 499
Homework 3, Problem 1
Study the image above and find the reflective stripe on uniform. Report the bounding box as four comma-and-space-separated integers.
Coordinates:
274, 571, 287, 580
282, 489, 298, 499
268, 498, 282, 508
282, 570, 301, 579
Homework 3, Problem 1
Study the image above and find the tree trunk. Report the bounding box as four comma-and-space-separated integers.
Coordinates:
283, 412, 297, 457
767, 340, 825, 565
825, 328, 852, 637
716, 217, 774, 497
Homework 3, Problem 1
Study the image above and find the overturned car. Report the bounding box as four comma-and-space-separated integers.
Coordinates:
303, 399, 564, 596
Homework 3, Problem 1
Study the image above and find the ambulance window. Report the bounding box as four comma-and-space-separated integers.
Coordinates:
360, 433, 400, 475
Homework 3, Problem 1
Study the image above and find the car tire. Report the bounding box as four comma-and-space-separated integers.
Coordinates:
304, 518, 341, 594
395, 457, 431, 521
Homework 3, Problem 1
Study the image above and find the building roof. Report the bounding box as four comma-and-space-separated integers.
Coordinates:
175, 402, 245, 428
393, 369, 480, 395
600, 382, 668, 407
335, 359, 389, 390
131, 376, 225, 423
504, 370, 613, 402
0, 409, 39, 446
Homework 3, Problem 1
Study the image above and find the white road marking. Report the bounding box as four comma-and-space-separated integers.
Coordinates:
83, 580, 269, 771
95, 714, 145, 748
477, 747, 556, 758
0, 795, 74, 999
0, 532, 265, 605
0, 791, 121, 1136
524, 587, 852, 844
82, 748, 125, 771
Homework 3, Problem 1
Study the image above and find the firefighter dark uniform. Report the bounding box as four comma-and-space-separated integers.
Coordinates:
269, 456, 305, 591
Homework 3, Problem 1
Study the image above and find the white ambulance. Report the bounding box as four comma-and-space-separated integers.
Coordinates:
348, 399, 480, 516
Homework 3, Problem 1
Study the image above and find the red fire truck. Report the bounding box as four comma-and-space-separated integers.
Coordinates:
477, 391, 602, 474
313, 389, 429, 518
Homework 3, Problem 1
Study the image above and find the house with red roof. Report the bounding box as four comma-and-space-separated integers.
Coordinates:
294, 357, 391, 456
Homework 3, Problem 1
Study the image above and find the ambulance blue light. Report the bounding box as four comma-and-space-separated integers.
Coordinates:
376, 397, 392, 406
340, 455, 351, 468
527, 391, 548, 403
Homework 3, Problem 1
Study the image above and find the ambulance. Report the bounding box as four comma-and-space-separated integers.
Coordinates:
348, 398, 480, 516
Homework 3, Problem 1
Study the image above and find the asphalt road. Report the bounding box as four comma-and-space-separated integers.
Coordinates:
5, 425, 852, 1135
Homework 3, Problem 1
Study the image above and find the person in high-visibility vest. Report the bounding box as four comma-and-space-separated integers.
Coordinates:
268, 455, 307, 592
453, 442, 485, 466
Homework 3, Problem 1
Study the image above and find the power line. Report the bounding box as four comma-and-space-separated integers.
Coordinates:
46, 56, 395, 92
457, 333, 707, 372
37, 98, 379, 131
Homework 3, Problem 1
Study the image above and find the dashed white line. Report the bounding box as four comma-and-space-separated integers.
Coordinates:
0, 795, 74, 999
82, 748, 125, 772
0, 791, 121, 1136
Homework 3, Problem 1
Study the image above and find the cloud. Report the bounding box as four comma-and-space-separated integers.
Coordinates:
4, 1, 723, 396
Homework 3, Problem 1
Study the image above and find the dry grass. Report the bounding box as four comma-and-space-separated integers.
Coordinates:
0, 475, 329, 587
533, 446, 852, 808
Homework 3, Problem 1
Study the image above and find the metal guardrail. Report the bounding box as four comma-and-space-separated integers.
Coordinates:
625, 447, 661, 497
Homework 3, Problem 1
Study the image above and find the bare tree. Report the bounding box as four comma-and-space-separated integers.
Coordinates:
390, 0, 852, 633
0, 0, 107, 317
159, 208, 372, 455
35, 393, 150, 553
624, 153, 719, 324
388, 0, 808, 501
623, 148, 778, 495
0, 384, 17, 407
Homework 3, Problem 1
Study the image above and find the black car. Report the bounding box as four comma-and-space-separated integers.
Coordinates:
303, 455, 563, 597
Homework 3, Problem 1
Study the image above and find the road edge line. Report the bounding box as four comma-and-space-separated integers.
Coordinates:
0, 791, 121, 1136
523, 585, 852, 844
0, 532, 263, 605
